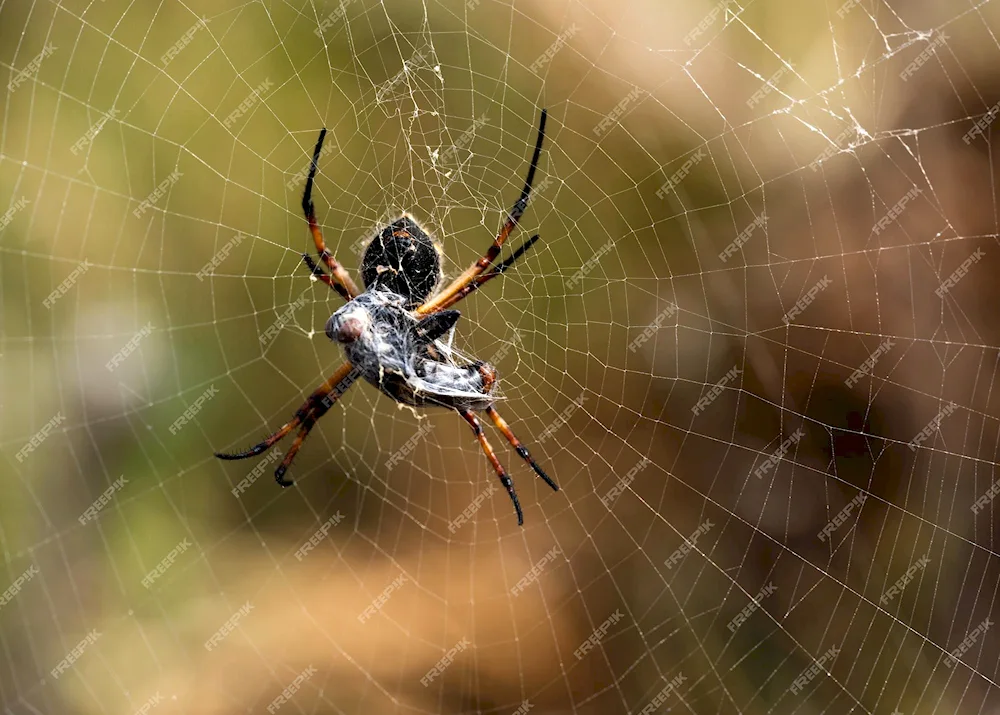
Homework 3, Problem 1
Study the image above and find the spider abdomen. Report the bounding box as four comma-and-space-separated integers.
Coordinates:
360, 215, 442, 309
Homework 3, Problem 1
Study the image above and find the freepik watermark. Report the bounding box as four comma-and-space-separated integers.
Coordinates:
133, 171, 182, 219
50, 629, 101, 679
141, 539, 193, 588
566, 240, 616, 288
420, 638, 471, 686
943, 617, 993, 668
43, 259, 92, 309
267, 665, 318, 713
899, 31, 949, 81
753, 428, 806, 479
294, 512, 345, 560
318, 367, 363, 409
0, 565, 40, 610
908, 402, 959, 452
593, 87, 646, 138
963, 100, 1000, 145
818, 493, 866, 542
691, 365, 741, 416
385, 420, 436, 469
438, 113, 490, 164
726, 583, 776, 633
655, 148, 706, 199
639, 673, 687, 714
70, 109, 118, 156
936, 248, 985, 298
972, 471, 1000, 514
168, 384, 219, 435
880, 555, 931, 605
537, 393, 588, 444
204, 601, 254, 651
259, 289, 312, 346
719, 213, 766, 263
78, 475, 128, 525
347, 226, 377, 257
197, 233, 247, 280
0, 197, 30, 232
223, 79, 274, 129
531, 174, 557, 201
511, 546, 562, 596
447, 484, 499, 533
131, 692, 165, 715
490, 331, 525, 364
529, 25, 580, 74
286, 141, 337, 191
684, 0, 737, 45
162, 17, 210, 65
781, 276, 832, 325
747, 65, 794, 108
106, 322, 154, 372
629, 303, 678, 353
231, 450, 283, 497
789, 644, 839, 694
973, 474, 1000, 517
8, 43, 57, 93
872, 186, 922, 235
809, 127, 856, 171
357, 573, 408, 623
314, 0, 356, 37
845, 338, 894, 388
664, 520, 714, 569
15, 411, 66, 463
600, 457, 653, 508
835, 0, 859, 18
574, 609, 626, 659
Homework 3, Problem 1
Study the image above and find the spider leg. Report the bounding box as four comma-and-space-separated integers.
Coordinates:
215, 362, 359, 486
432, 234, 540, 312
302, 128, 360, 301
485, 405, 559, 492
301, 253, 338, 290
215, 421, 298, 461
418, 109, 547, 316
273, 414, 318, 486
459, 408, 523, 526
411, 310, 461, 344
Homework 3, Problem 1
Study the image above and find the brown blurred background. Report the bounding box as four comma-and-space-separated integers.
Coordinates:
4, 0, 1000, 712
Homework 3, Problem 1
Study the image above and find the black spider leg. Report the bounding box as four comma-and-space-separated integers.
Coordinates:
460, 408, 523, 525
301, 128, 360, 301
411, 310, 461, 344
490, 108, 547, 262
301, 252, 338, 291
215, 362, 359, 486
419, 108, 547, 315
434, 234, 541, 311
484, 405, 558, 493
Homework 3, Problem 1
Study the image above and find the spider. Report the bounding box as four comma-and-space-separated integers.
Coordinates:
215, 109, 558, 525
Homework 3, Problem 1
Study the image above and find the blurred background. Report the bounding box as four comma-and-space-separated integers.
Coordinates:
3, 0, 1000, 712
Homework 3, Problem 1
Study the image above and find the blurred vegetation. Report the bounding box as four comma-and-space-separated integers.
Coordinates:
4, 0, 1000, 713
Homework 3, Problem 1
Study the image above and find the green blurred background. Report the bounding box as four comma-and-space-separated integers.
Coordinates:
4, 0, 1000, 712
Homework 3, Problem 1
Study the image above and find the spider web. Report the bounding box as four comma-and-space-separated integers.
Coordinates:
4, 0, 1000, 712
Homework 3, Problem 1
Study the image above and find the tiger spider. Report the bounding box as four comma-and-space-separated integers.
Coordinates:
215, 109, 558, 525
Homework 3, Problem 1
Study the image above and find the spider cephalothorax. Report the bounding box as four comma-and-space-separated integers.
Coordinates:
216, 109, 557, 525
